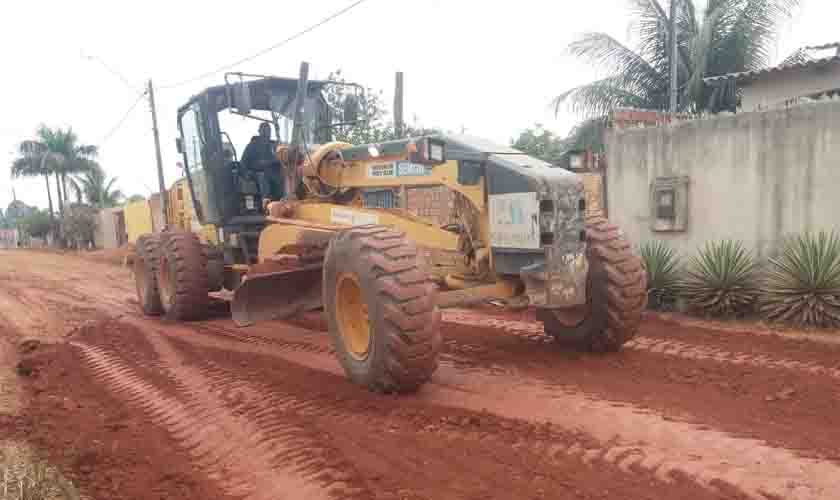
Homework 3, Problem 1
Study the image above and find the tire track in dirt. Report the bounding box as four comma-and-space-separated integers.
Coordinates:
442, 310, 840, 379
142, 317, 840, 500
7, 252, 839, 498
73, 337, 368, 500
161, 328, 744, 500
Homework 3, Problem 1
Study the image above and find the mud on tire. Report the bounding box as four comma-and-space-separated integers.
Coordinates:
157, 232, 209, 321
134, 234, 163, 316
324, 225, 441, 393
542, 214, 647, 352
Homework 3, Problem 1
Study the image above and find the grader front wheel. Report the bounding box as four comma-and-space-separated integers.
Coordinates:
157, 232, 210, 321
541, 215, 647, 351
324, 225, 441, 393
133, 234, 163, 316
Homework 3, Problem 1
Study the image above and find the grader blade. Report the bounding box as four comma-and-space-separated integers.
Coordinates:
231, 265, 323, 327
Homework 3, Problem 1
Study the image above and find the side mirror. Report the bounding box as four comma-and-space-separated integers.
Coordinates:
343, 95, 359, 123
175, 137, 183, 154
234, 81, 252, 115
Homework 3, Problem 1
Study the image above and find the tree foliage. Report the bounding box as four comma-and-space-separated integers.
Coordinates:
324, 69, 439, 145
19, 211, 55, 239
61, 204, 98, 249
10, 125, 99, 216
510, 124, 567, 164
555, 0, 800, 119
69, 164, 125, 208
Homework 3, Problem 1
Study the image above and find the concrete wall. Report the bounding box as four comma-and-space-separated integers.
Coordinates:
605, 100, 840, 259
742, 64, 840, 112
95, 208, 125, 249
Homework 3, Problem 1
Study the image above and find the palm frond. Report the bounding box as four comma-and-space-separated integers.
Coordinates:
554, 77, 660, 118
779, 47, 814, 66
565, 117, 609, 152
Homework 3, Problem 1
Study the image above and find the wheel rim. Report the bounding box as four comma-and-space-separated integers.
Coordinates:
335, 273, 371, 360
550, 260, 594, 328
158, 254, 174, 308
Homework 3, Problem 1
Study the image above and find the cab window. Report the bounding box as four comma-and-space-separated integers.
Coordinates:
180, 102, 206, 171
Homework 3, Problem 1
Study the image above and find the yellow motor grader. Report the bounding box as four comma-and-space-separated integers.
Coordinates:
132, 63, 646, 393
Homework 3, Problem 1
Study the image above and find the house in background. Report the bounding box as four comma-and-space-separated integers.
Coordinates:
705, 43, 840, 112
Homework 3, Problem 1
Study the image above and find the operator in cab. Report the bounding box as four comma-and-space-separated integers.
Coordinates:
241, 122, 285, 201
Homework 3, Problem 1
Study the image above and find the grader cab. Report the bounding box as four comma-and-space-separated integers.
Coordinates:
132, 62, 647, 393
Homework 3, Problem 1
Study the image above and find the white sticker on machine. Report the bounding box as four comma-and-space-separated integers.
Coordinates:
367, 163, 395, 178
489, 192, 540, 249
330, 207, 380, 227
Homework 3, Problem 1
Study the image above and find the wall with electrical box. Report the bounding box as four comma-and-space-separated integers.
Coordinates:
605, 100, 840, 258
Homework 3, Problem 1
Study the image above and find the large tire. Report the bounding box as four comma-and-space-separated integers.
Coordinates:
541, 214, 647, 352
324, 225, 441, 393
134, 234, 163, 316
206, 246, 225, 292
157, 232, 209, 321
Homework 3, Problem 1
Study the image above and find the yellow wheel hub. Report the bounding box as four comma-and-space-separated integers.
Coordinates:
335, 273, 371, 360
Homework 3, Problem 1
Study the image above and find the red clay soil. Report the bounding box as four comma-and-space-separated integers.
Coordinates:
2, 329, 225, 500
3, 251, 840, 499
3, 317, 740, 500
439, 311, 840, 462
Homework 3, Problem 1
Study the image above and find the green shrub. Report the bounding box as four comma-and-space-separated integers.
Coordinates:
639, 241, 680, 310
678, 239, 758, 317
760, 231, 840, 327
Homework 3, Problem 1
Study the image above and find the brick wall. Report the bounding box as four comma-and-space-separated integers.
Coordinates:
404, 186, 455, 226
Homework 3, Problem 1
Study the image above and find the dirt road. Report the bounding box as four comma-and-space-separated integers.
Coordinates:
1, 250, 839, 500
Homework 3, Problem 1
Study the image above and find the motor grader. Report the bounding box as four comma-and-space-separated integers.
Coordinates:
131, 62, 646, 393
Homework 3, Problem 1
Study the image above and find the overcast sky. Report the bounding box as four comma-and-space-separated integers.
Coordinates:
1, 0, 836, 211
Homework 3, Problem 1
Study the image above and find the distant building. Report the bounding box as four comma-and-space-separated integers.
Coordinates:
704, 43, 840, 112
0, 229, 19, 249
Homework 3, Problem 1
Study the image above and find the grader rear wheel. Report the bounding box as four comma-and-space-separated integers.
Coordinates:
133, 234, 163, 316
541, 215, 647, 351
157, 232, 209, 321
324, 225, 441, 393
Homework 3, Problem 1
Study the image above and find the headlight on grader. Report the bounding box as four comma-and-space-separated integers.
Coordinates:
409, 137, 446, 165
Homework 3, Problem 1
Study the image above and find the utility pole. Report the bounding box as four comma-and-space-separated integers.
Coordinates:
669, 0, 679, 115
147, 79, 168, 228
394, 71, 404, 138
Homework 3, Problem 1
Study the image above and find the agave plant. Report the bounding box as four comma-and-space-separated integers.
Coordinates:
639, 241, 680, 310
678, 239, 758, 317
760, 231, 840, 327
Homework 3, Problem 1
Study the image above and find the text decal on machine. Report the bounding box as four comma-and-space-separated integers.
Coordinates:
367, 163, 395, 178
395, 161, 433, 177
488, 192, 540, 249
330, 207, 380, 227
367, 161, 433, 178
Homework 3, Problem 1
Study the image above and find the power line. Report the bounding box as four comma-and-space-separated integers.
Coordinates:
101, 91, 148, 144
82, 52, 141, 92
158, 0, 369, 90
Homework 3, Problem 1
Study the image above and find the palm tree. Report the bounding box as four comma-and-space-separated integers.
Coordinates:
9, 126, 99, 216
10, 140, 56, 217
32, 126, 99, 214
555, 0, 800, 123
69, 164, 125, 208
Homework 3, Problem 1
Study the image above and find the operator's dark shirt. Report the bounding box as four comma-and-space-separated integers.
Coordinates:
240, 136, 285, 200
240, 136, 277, 172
